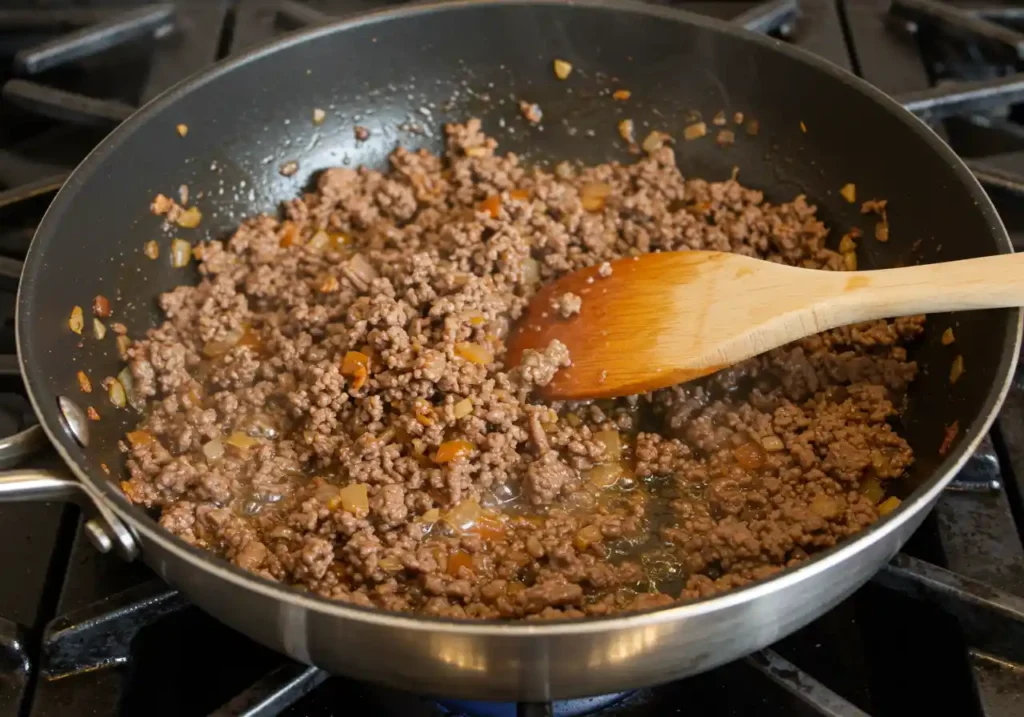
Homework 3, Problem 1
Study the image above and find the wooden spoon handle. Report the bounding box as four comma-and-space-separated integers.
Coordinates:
820, 252, 1024, 326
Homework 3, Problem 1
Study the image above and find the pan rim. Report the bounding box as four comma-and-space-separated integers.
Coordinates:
17, 0, 1023, 636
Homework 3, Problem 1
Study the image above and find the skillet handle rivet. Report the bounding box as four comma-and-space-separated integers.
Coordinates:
83, 519, 113, 554
57, 395, 89, 447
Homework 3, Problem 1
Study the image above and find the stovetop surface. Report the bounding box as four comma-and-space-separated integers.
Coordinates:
0, 2, 1023, 717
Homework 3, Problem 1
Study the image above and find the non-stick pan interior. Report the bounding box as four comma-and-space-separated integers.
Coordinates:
20, 1, 1018, 524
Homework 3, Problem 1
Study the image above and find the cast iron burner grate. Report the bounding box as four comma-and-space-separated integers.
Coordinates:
0, 2, 1022, 717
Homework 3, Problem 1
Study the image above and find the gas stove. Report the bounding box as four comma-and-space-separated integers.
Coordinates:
0, 2, 1022, 716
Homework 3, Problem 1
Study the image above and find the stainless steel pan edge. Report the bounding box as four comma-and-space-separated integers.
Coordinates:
2, 0, 1021, 700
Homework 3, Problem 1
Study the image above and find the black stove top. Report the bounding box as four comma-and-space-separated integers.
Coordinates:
0, 2, 1022, 716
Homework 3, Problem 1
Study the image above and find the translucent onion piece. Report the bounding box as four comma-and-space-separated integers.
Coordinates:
642, 131, 671, 153
573, 524, 603, 551
312, 108, 326, 125
226, 432, 259, 450
338, 483, 369, 517
454, 342, 492, 365
69, 306, 84, 334
593, 430, 622, 462
107, 378, 126, 408
587, 463, 625, 488
92, 319, 107, 340
453, 397, 473, 419
447, 550, 474, 576
523, 257, 540, 285
809, 494, 839, 519
761, 435, 784, 452
552, 59, 572, 79
117, 366, 144, 411
942, 328, 955, 345
950, 355, 965, 384
144, 240, 159, 259
379, 555, 404, 572
878, 497, 901, 516
202, 328, 243, 358
116, 335, 132, 359
170, 239, 192, 267
684, 122, 707, 140
175, 207, 202, 228
612, 89, 631, 101
859, 477, 885, 504
76, 371, 92, 393
840, 183, 856, 203
443, 499, 482, 532
202, 439, 224, 462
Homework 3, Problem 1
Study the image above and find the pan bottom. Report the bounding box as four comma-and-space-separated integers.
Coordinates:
437, 691, 631, 716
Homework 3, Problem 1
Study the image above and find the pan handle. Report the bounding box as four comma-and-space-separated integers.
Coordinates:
0, 466, 140, 561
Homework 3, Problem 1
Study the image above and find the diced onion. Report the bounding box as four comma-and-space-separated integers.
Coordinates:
116, 335, 132, 359
176, 207, 202, 228
612, 89, 631, 101
761, 435, 784, 452
226, 432, 259, 450
202, 439, 224, 462
379, 555, 404, 572
593, 430, 622, 462
454, 342, 493, 365
840, 183, 856, 203
942, 328, 955, 345
734, 441, 766, 470
684, 122, 707, 140
859, 477, 885, 504
144, 240, 159, 259
950, 355, 965, 384
587, 463, 625, 488
434, 439, 475, 463
618, 119, 635, 144
478, 195, 501, 219
642, 131, 671, 153
553, 59, 573, 80
878, 496, 901, 516
809, 494, 839, 519
453, 397, 474, 419
126, 430, 154, 446
338, 483, 369, 517
447, 549, 474, 576
107, 378, 126, 408
92, 319, 107, 340
170, 239, 192, 268
69, 306, 84, 334
203, 329, 243, 358
117, 366, 144, 411
77, 370, 92, 393
523, 257, 540, 285
580, 182, 611, 212
573, 524, 603, 551
444, 499, 482, 531
312, 108, 326, 125
419, 508, 440, 523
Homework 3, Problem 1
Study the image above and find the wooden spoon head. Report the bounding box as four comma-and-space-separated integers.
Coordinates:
506, 250, 785, 400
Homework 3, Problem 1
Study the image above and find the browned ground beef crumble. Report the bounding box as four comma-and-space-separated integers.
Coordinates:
120, 119, 922, 619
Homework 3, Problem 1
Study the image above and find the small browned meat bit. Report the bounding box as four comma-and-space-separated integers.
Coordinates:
612, 89, 631, 101
87, 407, 100, 421
519, 100, 542, 124
950, 354, 965, 384
279, 161, 299, 177
354, 125, 370, 141
118, 119, 923, 620
715, 129, 735, 147
93, 295, 111, 318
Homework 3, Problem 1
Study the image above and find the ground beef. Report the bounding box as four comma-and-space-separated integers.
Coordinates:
551, 292, 582, 318
120, 119, 920, 619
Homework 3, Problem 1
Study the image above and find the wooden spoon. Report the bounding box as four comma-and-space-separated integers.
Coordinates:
505, 250, 1024, 400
